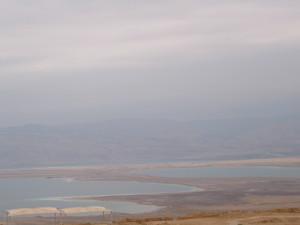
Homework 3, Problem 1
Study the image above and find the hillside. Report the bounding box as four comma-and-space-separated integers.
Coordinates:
1, 208, 300, 225
0, 115, 300, 167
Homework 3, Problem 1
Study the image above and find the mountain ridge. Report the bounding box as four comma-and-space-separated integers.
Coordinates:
1, 115, 300, 168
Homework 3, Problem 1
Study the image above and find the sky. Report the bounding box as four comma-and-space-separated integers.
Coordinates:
1, 0, 300, 127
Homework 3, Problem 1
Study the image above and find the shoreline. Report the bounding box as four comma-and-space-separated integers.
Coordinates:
0, 157, 300, 181
2, 157, 300, 174
1, 157, 300, 217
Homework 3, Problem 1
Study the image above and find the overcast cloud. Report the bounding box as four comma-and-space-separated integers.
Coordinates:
1, 0, 300, 126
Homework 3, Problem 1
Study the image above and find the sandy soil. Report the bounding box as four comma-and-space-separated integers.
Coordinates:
2, 210, 300, 225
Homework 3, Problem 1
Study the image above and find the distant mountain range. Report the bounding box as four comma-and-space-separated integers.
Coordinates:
1, 114, 300, 168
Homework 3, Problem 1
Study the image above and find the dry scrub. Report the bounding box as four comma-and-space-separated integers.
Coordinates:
108, 208, 300, 225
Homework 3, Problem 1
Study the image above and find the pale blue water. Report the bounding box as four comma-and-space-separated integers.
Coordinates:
2, 166, 299, 217
0, 178, 194, 216
133, 166, 300, 178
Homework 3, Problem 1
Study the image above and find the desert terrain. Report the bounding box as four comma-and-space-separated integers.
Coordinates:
2, 208, 300, 225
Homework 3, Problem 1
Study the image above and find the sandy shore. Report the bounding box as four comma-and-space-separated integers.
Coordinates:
1, 157, 300, 179
1, 157, 300, 218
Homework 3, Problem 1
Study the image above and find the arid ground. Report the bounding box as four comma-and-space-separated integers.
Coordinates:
2, 208, 300, 225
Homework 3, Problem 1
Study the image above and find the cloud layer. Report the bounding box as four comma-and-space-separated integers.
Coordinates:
1, 0, 300, 126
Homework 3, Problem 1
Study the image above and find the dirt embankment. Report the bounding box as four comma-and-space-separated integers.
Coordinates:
106, 208, 300, 225
1, 208, 300, 225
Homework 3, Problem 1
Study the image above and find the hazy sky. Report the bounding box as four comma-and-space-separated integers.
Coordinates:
1, 0, 300, 127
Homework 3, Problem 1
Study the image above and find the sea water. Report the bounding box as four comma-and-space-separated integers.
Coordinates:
0, 178, 194, 216
2, 166, 299, 217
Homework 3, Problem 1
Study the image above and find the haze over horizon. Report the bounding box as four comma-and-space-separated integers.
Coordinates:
1, 1, 300, 127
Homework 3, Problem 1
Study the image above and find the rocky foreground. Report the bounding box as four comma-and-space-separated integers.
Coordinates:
1, 207, 300, 225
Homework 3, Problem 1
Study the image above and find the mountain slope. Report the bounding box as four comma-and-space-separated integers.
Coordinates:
0, 115, 300, 167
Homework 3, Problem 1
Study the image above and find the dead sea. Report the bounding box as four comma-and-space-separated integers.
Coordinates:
1, 158, 300, 217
